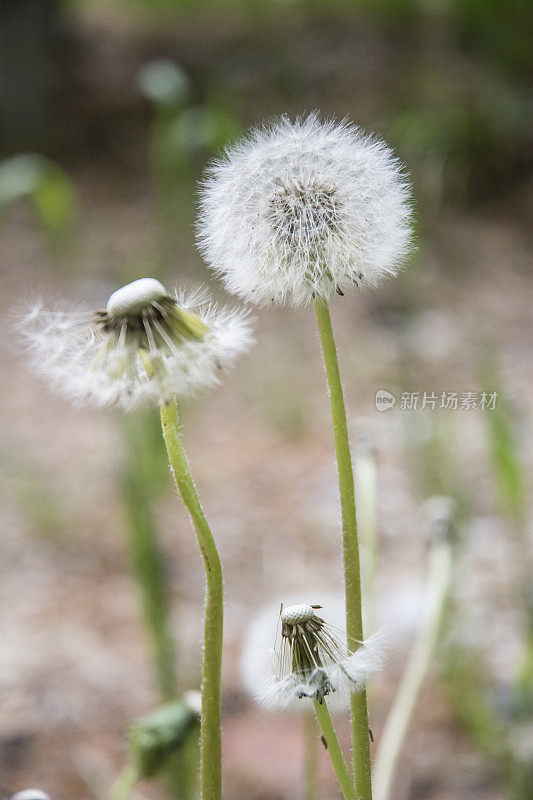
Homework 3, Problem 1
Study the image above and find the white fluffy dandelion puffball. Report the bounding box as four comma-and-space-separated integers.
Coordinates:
20, 278, 253, 411
197, 114, 413, 307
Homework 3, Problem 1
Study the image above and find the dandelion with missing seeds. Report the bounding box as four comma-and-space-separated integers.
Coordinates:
197, 113, 414, 800
20, 277, 251, 411
20, 277, 253, 800
256, 603, 384, 800
259, 603, 384, 709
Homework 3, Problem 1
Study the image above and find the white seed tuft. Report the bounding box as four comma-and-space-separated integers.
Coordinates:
18, 280, 253, 411
197, 113, 413, 307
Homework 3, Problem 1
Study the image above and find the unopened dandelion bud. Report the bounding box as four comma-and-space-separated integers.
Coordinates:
128, 700, 200, 778
257, 602, 385, 709
197, 113, 413, 307
19, 279, 253, 411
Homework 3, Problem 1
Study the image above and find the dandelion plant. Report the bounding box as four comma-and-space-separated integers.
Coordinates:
197, 113, 413, 800
256, 602, 384, 800
20, 277, 253, 800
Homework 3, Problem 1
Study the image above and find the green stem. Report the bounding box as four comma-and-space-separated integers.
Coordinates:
303, 709, 320, 800
314, 297, 372, 800
312, 699, 357, 800
109, 764, 139, 800
160, 396, 223, 800
373, 538, 453, 800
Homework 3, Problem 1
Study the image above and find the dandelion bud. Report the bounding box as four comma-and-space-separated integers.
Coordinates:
128, 700, 200, 778
197, 113, 413, 307
19, 279, 253, 411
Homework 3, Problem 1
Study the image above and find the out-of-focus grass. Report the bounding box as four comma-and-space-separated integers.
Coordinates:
480, 358, 527, 528
120, 410, 177, 702
480, 356, 533, 720
400, 380, 533, 799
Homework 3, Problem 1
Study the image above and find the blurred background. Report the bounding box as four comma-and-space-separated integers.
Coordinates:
0, 1, 532, 800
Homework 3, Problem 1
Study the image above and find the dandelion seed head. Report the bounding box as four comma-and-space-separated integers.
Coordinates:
197, 113, 413, 306
280, 603, 316, 626
19, 279, 253, 411
245, 599, 386, 709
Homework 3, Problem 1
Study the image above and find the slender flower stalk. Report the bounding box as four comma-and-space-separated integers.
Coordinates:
313, 699, 357, 800
160, 396, 223, 800
303, 710, 320, 800
373, 498, 454, 800
314, 297, 371, 797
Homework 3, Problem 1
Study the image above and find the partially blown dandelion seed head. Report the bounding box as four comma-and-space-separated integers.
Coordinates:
254, 602, 385, 709
197, 113, 413, 307
19, 278, 253, 411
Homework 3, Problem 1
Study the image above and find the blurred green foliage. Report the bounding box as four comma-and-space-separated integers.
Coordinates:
137, 57, 241, 263
480, 359, 527, 527
479, 357, 533, 724
0, 153, 78, 253
48, 0, 533, 212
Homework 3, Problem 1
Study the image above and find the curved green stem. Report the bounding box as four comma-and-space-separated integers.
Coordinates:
373, 538, 453, 800
160, 396, 223, 800
313, 699, 357, 800
314, 297, 372, 800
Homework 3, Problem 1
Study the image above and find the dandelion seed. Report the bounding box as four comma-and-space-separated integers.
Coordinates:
255, 602, 385, 709
19, 278, 253, 411
197, 113, 413, 306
